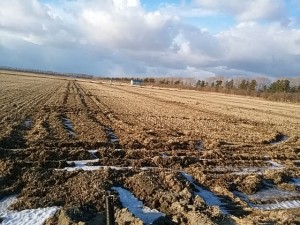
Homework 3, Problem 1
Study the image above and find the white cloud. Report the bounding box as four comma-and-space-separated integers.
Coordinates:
0, 0, 299, 78
217, 21, 300, 76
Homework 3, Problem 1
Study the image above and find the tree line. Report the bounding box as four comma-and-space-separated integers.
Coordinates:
141, 77, 300, 103
2, 66, 299, 103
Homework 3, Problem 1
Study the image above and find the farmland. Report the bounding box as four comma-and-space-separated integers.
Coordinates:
0, 71, 300, 225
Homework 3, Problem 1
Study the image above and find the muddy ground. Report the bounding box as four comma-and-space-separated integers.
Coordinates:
0, 72, 300, 224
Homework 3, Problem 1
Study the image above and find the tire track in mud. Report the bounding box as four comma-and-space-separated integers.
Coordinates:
43, 81, 69, 107
62, 81, 71, 106
56, 87, 300, 219
75, 82, 124, 149
82, 83, 253, 154
85, 84, 204, 152
38, 80, 119, 148
88, 91, 194, 153
87, 83, 296, 164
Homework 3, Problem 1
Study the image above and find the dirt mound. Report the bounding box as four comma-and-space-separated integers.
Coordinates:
46, 208, 105, 225
235, 174, 263, 195
115, 208, 143, 225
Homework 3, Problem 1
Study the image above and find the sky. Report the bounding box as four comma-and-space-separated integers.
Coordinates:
0, 0, 300, 78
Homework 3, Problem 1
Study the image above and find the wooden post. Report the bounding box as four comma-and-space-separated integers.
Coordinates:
106, 195, 115, 225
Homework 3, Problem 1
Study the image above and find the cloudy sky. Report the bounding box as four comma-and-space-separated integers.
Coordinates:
0, 0, 300, 78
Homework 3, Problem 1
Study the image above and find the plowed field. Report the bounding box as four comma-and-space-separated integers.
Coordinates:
1, 71, 300, 225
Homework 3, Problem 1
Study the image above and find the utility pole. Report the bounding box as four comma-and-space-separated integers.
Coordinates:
106, 194, 115, 225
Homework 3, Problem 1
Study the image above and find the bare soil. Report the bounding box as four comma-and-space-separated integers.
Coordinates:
0, 71, 300, 224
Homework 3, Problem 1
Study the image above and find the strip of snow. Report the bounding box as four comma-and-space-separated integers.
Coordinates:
181, 172, 228, 214
1, 207, 59, 225
67, 159, 99, 168
0, 195, 59, 225
233, 191, 300, 210
232, 163, 284, 175
161, 154, 169, 158
248, 188, 300, 202
23, 119, 32, 128
57, 166, 104, 171
87, 150, 98, 159
110, 138, 119, 143
56, 165, 133, 172
268, 160, 283, 168
112, 187, 164, 225
104, 128, 119, 144
253, 200, 300, 210
62, 117, 75, 137
292, 178, 300, 186
56, 165, 173, 172
195, 141, 204, 151
0, 196, 17, 216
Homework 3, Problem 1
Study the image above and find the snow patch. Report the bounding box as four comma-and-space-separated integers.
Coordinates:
232, 161, 284, 175
181, 172, 228, 214
268, 160, 283, 168
161, 153, 169, 158
234, 191, 300, 210
23, 119, 32, 128
195, 140, 204, 151
87, 150, 98, 159
59, 166, 103, 171
248, 188, 300, 202
0, 195, 59, 225
0, 196, 17, 216
67, 159, 99, 168
112, 186, 164, 225
292, 178, 300, 186
291, 178, 300, 191
1, 207, 59, 225
253, 200, 300, 210
104, 127, 119, 144
61, 117, 75, 137
56, 165, 133, 172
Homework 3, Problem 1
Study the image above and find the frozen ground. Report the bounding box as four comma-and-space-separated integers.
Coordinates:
23, 118, 32, 128
67, 159, 99, 168
233, 189, 300, 211
112, 186, 165, 225
0, 196, 17, 216
61, 117, 75, 137
181, 172, 229, 214
87, 150, 98, 159
0, 195, 59, 225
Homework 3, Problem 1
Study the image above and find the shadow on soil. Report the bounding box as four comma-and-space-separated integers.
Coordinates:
0, 121, 28, 149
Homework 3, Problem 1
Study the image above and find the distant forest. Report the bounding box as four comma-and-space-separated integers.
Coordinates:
109, 77, 300, 103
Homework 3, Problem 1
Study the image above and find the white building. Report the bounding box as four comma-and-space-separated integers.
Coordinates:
130, 79, 143, 86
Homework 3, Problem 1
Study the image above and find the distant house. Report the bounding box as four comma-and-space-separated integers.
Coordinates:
131, 79, 143, 86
